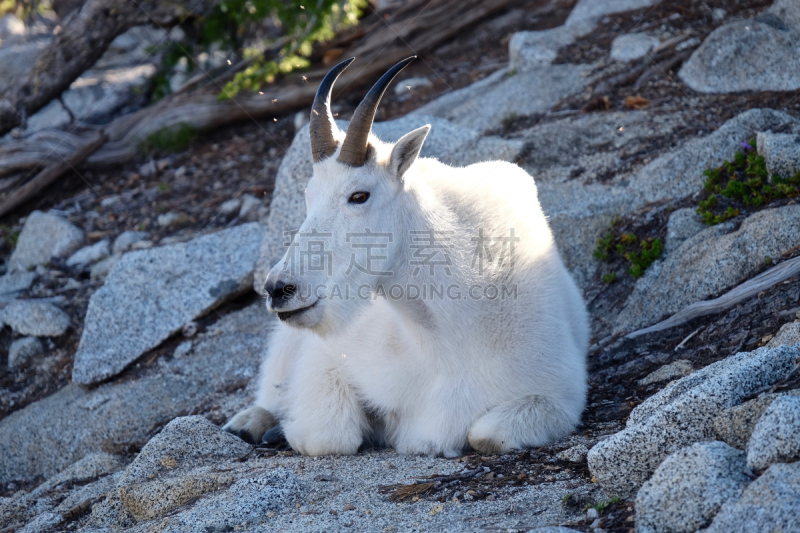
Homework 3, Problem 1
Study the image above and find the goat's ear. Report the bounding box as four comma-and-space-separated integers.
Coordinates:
389, 124, 430, 179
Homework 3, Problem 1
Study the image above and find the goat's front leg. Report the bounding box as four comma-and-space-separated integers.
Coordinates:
282, 352, 368, 456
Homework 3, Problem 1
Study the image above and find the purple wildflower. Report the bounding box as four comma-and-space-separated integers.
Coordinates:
739, 141, 754, 152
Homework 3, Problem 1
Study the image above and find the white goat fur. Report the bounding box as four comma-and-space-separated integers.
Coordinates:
225, 125, 589, 457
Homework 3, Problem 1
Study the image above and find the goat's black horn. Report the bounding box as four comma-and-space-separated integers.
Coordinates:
338, 56, 416, 167
310, 57, 355, 162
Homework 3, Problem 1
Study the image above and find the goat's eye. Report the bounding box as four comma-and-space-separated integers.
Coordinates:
349, 192, 370, 204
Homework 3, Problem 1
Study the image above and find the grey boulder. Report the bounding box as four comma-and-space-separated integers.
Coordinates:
704, 461, 800, 533
0, 303, 271, 484
65, 239, 110, 269
610, 33, 659, 61
637, 359, 693, 386
0, 271, 36, 299
747, 395, 800, 471
768, 322, 800, 347
72, 222, 263, 385
556, 444, 589, 463
1, 300, 70, 337
679, 0, 800, 93
635, 441, 750, 533
112, 230, 149, 255
88, 416, 300, 530
713, 392, 800, 450
757, 131, 800, 178
412, 64, 591, 133
8, 211, 84, 272
7, 336, 44, 369
587, 345, 800, 497
0, 452, 126, 530
665, 208, 705, 254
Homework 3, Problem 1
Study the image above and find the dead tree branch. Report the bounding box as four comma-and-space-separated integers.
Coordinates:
0, 132, 107, 217
0, 0, 223, 137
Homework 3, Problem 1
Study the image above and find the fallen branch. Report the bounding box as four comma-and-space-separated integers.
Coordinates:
0, 132, 107, 218
1, 0, 517, 176
0, 0, 222, 137
626, 255, 800, 339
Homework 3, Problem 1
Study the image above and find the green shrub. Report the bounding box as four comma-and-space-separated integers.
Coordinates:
153, 0, 366, 101
698, 138, 800, 225
593, 222, 663, 280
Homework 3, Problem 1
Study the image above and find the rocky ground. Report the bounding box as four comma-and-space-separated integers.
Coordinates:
1, 0, 800, 531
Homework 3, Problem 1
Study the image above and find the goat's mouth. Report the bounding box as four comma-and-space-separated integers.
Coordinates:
277, 301, 318, 321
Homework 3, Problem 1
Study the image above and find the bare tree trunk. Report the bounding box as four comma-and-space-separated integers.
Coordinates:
0, 0, 221, 137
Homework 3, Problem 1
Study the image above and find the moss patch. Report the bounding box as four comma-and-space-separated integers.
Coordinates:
697, 138, 800, 225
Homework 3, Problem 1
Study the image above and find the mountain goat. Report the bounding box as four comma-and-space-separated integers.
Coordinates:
224, 57, 589, 456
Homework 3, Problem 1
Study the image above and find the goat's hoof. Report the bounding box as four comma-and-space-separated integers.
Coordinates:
260, 425, 286, 446
223, 406, 277, 445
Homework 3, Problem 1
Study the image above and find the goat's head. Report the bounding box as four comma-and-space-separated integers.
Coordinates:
264, 56, 431, 333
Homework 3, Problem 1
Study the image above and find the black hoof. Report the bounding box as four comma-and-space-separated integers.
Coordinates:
260, 424, 286, 446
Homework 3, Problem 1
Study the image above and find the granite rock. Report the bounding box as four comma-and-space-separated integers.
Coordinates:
7, 337, 44, 369
665, 208, 705, 254
714, 393, 781, 450
747, 395, 800, 471
413, 64, 591, 133
112, 231, 148, 255
0, 303, 272, 483
0, 271, 36, 299
0, 452, 126, 530
565, 0, 662, 27
89, 254, 122, 280
394, 76, 433, 95
704, 461, 800, 533
72, 223, 263, 385
768, 322, 800, 347
587, 345, 800, 496
115, 416, 252, 520
679, 0, 800, 93
65, 239, 110, 269
557, 444, 589, 463
638, 359, 693, 386
757, 131, 800, 178
2, 300, 70, 337
610, 33, 659, 61
8, 211, 84, 272
635, 441, 749, 533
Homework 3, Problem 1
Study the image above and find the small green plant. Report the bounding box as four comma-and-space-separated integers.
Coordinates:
506, 68, 517, 77
159, 182, 170, 192
602, 272, 618, 284
501, 112, 518, 131
594, 220, 663, 280
138, 124, 198, 154
1, 224, 19, 248
152, 0, 366, 101
697, 138, 800, 225
584, 496, 621, 514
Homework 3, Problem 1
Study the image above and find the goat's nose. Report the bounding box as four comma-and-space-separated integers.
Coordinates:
264, 279, 296, 303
